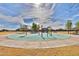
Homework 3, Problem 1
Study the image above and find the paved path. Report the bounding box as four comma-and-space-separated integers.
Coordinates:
0, 34, 79, 49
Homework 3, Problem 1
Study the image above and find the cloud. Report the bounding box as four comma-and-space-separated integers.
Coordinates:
20, 3, 64, 29
73, 14, 79, 18
0, 14, 25, 24
0, 25, 5, 30
21, 4, 55, 24
40, 19, 65, 29
66, 14, 79, 21
0, 3, 66, 29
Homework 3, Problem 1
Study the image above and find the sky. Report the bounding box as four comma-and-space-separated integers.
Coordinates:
0, 3, 79, 30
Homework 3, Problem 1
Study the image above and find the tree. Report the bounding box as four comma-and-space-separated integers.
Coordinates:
66, 20, 72, 34
75, 21, 79, 34
32, 23, 38, 33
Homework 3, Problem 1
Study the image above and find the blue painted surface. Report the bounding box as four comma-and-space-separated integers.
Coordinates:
7, 33, 71, 41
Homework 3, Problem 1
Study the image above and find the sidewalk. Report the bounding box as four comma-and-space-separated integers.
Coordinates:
0, 34, 79, 49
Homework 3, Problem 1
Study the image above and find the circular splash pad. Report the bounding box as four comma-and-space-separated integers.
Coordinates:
7, 33, 71, 41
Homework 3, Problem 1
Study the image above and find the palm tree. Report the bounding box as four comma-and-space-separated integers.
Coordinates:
66, 20, 72, 34
75, 21, 79, 34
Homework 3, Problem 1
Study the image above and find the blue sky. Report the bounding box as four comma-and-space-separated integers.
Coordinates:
0, 3, 79, 30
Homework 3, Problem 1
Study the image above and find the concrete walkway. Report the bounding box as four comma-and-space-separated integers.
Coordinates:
0, 34, 79, 49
